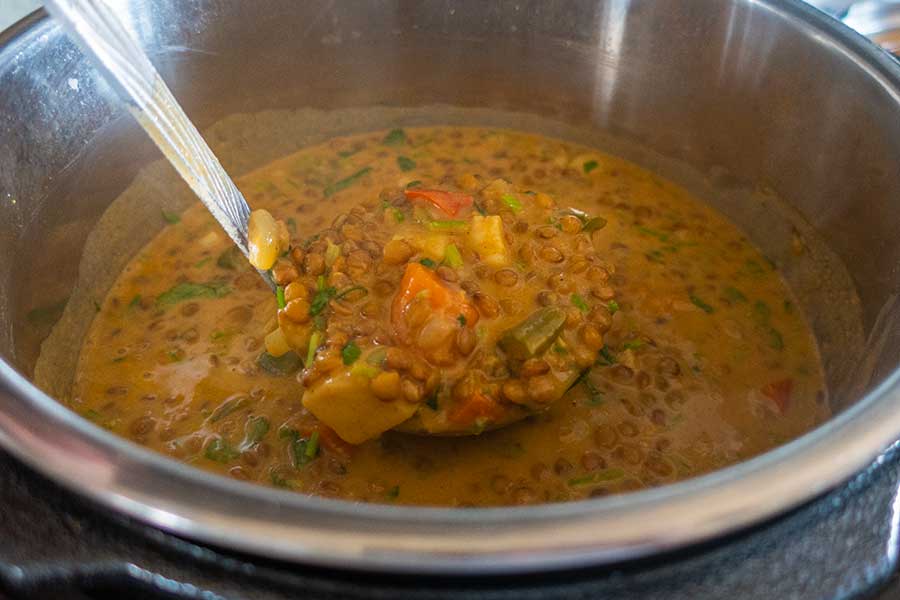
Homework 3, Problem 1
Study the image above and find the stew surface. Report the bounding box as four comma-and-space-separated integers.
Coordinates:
69, 127, 829, 506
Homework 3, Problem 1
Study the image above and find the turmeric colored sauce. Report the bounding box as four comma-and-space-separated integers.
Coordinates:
69, 127, 828, 506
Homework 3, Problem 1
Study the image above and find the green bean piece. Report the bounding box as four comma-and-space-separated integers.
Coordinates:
498, 307, 567, 360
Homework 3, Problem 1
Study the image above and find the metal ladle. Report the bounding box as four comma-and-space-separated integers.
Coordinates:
43, 0, 270, 285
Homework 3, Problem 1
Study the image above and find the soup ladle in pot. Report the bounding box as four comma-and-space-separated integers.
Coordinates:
43, 0, 274, 288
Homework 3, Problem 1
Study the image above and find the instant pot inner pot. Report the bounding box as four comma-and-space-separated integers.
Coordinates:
2, 1, 899, 442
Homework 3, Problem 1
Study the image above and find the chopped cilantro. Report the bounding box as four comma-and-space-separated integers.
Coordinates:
607, 300, 619, 314
583, 160, 599, 174
309, 286, 337, 316
397, 156, 416, 171
571, 293, 589, 312
324, 167, 372, 198
216, 246, 242, 270
405, 180, 423, 189
419, 258, 437, 269
582, 216, 607, 232
161, 209, 180, 224
723, 286, 747, 303
204, 438, 239, 463
342, 340, 362, 365
597, 346, 616, 366
156, 281, 230, 307
382, 128, 407, 145
257, 351, 302, 376
457, 314, 467, 327
689, 294, 715, 314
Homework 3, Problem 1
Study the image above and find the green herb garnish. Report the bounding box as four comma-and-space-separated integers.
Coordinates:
335, 284, 368, 302
286, 217, 297, 234
240, 416, 270, 450
194, 257, 211, 268
257, 351, 302, 376
607, 300, 619, 314
305, 431, 320, 459
583, 160, 599, 174
386, 485, 400, 499
324, 167, 372, 198
204, 438, 239, 463
576, 372, 604, 406
425, 388, 440, 410
622, 339, 644, 350
382, 128, 407, 145
568, 468, 624, 487
582, 216, 607, 232
281, 428, 319, 468
637, 226, 670, 242
209, 395, 249, 422
427, 220, 468, 231
161, 209, 180, 224
767, 327, 785, 350
571, 293, 589, 312
406, 180, 422, 189
419, 257, 437, 268
306, 331, 321, 367
397, 156, 416, 171
342, 340, 362, 365
444, 243, 464, 268
216, 246, 242, 270
597, 346, 616, 366
689, 294, 715, 314
156, 281, 230, 307
457, 314, 467, 327
309, 285, 338, 316
276, 286, 286, 309
753, 300, 771, 323
500, 193, 522, 212
723, 286, 747, 303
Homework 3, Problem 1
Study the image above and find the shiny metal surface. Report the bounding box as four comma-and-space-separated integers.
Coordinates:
44, 0, 258, 275
1, 0, 900, 573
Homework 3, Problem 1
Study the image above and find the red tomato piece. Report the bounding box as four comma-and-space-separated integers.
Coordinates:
404, 189, 473, 217
761, 378, 793, 414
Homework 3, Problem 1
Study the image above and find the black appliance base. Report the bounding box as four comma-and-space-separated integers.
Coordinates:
2, 443, 900, 600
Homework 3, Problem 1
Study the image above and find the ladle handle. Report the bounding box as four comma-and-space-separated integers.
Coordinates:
43, 0, 254, 260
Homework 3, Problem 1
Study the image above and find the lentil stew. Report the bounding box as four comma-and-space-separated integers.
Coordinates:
69, 127, 829, 506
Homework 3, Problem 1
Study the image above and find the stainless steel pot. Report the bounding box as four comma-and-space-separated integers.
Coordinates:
1, 0, 899, 574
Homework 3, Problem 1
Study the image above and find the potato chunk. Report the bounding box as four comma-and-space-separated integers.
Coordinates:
468, 215, 509, 267
302, 370, 419, 444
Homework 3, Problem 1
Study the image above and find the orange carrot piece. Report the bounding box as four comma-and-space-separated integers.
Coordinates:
761, 378, 793, 414
447, 392, 505, 426
391, 263, 478, 333
404, 189, 473, 217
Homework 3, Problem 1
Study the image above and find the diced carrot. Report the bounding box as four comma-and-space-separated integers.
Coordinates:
405, 189, 473, 217
762, 378, 793, 414
391, 263, 478, 337
447, 392, 505, 426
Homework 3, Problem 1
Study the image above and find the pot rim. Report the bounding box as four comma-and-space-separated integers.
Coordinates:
2, 0, 900, 575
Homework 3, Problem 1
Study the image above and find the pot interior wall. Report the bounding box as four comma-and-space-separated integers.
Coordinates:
1, 0, 898, 417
